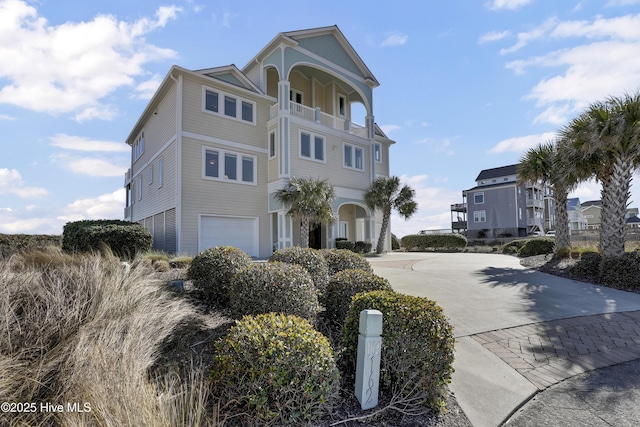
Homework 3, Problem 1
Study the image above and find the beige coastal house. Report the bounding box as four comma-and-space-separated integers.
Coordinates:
123, 26, 394, 257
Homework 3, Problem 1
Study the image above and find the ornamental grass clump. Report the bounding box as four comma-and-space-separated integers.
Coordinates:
188, 246, 251, 307
269, 246, 329, 295
342, 290, 455, 414
321, 269, 392, 325
230, 262, 319, 323
321, 248, 373, 276
210, 313, 341, 426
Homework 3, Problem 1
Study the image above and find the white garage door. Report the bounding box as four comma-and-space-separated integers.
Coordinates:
199, 215, 259, 257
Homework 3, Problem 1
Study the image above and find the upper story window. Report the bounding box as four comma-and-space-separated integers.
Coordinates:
299, 131, 324, 162
269, 132, 276, 159
338, 94, 347, 117
374, 143, 382, 163
133, 131, 144, 162
290, 89, 303, 104
474, 192, 484, 204
203, 147, 256, 185
343, 142, 364, 171
203, 87, 256, 124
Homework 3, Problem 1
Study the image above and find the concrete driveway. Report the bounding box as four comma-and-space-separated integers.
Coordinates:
368, 252, 640, 426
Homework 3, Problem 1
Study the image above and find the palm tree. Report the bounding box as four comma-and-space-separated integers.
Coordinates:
274, 177, 336, 248
561, 92, 640, 257
364, 176, 417, 254
518, 140, 576, 253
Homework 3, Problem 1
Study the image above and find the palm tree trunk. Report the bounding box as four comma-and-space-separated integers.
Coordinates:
554, 188, 571, 251
376, 210, 390, 254
601, 157, 633, 257
300, 217, 310, 248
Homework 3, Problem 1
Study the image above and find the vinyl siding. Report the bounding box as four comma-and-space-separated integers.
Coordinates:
131, 141, 177, 222
296, 34, 363, 77
374, 142, 390, 177
289, 121, 370, 191
179, 135, 270, 256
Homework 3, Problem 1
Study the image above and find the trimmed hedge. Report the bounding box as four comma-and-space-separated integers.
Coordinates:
188, 246, 252, 307
518, 238, 555, 257
320, 248, 373, 276
210, 313, 340, 426
230, 262, 319, 323
335, 240, 372, 254
342, 290, 455, 413
320, 269, 392, 325
62, 220, 151, 259
269, 247, 329, 295
400, 234, 467, 251
502, 239, 528, 255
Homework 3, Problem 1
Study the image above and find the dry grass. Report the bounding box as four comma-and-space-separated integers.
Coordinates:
0, 248, 219, 426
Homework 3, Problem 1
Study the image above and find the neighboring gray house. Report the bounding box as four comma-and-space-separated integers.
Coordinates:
123, 26, 394, 257
455, 164, 551, 239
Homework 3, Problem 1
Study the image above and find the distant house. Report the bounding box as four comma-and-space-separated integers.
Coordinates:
452, 164, 553, 239
580, 200, 602, 229
122, 26, 394, 256
567, 198, 588, 231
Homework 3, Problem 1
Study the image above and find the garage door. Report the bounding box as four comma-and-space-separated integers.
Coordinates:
199, 215, 259, 257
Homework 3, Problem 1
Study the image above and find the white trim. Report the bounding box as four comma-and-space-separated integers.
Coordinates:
202, 85, 257, 125
474, 192, 485, 205
269, 130, 277, 159
202, 145, 258, 186
474, 210, 486, 223
183, 130, 268, 155
374, 142, 382, 163
342, 141, 365, 172
157, 157, 163, 188
338, 93, 347, 117
298, 129, 326, 163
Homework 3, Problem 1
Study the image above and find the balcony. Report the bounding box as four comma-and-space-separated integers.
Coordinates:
451, 203, 467, 212
270, 101, 368, 138
527, 218, 544, 228
124, 205, 131, 221
452, 221, 467, 230
526, 198, 544, 208
124, 169, 131, 186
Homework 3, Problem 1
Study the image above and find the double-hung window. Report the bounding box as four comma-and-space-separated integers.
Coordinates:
203, 87, 255, 124
374, 143, 382, 163
474, 210, 486, 223
343, 143, 364, 171
203, 147, 256, 185
299, 131, 324, 162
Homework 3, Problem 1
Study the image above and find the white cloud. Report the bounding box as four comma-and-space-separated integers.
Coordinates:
379, 124, 401, 135
416, 137, 456, 155
607, 0, 640, 5
50, 153, 128, 177
380, 32, 408, 47
0, 215, 61, 234
134, 74, 164, 100
51, 133, 129, 153
213, 11, 236, 28
0, 168, 48, 198
487, 0, 533, 11
478, 30, 511, 44
489, 132, 556, 153
0, 114, 15, 120
58, 188, 126, 222
501, 17, 558, 54
0, 0, 180, 119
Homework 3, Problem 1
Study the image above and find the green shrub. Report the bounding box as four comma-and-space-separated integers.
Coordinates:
569, 248, 582, 259
335, 240, 355, 251
62, 220, 151, 259
321, 269, 393, 325
342, 290, 455, 413
555, 246, 571, 259
321, 248, 373, 276
518, 238, 554, 257
391, 233, 400, 250
269, 246, 329, 295
230, 262, 319, 323
570, 252, 602, 281
0, 234, 61, 259
599, 253, 640, 291
400, 234, 467, 251
210, 313, 340, 426
188, 246, 252, 307
501, 239, 528, 254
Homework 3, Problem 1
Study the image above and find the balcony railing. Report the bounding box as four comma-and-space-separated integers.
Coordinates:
270, 101, 369, 138
124, 169, 131, 186
124, 205, 131, 220
451, 203, 467, 212
526, 198, 544, 208
452, 221, 467, 230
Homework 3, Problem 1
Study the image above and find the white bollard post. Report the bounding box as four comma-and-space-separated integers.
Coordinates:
355, 309, 382, 410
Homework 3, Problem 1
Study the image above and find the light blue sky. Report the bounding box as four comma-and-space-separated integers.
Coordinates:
1, 0, 640, 238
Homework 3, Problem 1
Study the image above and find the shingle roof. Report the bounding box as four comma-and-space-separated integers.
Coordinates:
581, 200, 602, 207
476, 164, 519, 181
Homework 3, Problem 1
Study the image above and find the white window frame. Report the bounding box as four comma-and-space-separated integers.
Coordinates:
157, 157, 163, 188
137, 176, 142, 201
148, 165, 153, 185
290, 89, 303, 105
339, 221, 349, 238
474, 210, 486, 223
343, 142, 365, 171
374, 142, 382, 163
269, 131, 276, 159
298, 130, 325, 163
133, 131, 145, 162
474, 192, 484, 204
202, 146, 257, 186
202, 86, 256, 125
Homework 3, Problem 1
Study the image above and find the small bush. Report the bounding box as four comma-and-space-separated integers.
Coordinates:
210, 313, 340, 426
518, 238, 554, 257
391, 233, 400, 250
188, 246, 252, 307
502, 239, 528, 254
599, 253, 640, 291
569, 248, 582, 259
335, 240, 355, 252
321, 248, 373, 276
321, 269, 393, 325
62, 220, 152, 259
230, 262, 319, 323
555, 246, 571, 259
269, 247, 329, 295
570, 252, 602, 281
400, 234, 467, 251
342, 290, 455, 413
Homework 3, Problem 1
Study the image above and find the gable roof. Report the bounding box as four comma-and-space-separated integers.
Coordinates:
476, 164, 518, 181
581, 200, 602, 207
567, 198, 581, 210
194, 65, 262, 94
243, 25, 379, 87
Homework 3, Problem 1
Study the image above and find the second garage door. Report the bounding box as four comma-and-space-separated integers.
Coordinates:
199, 215, 259, 257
